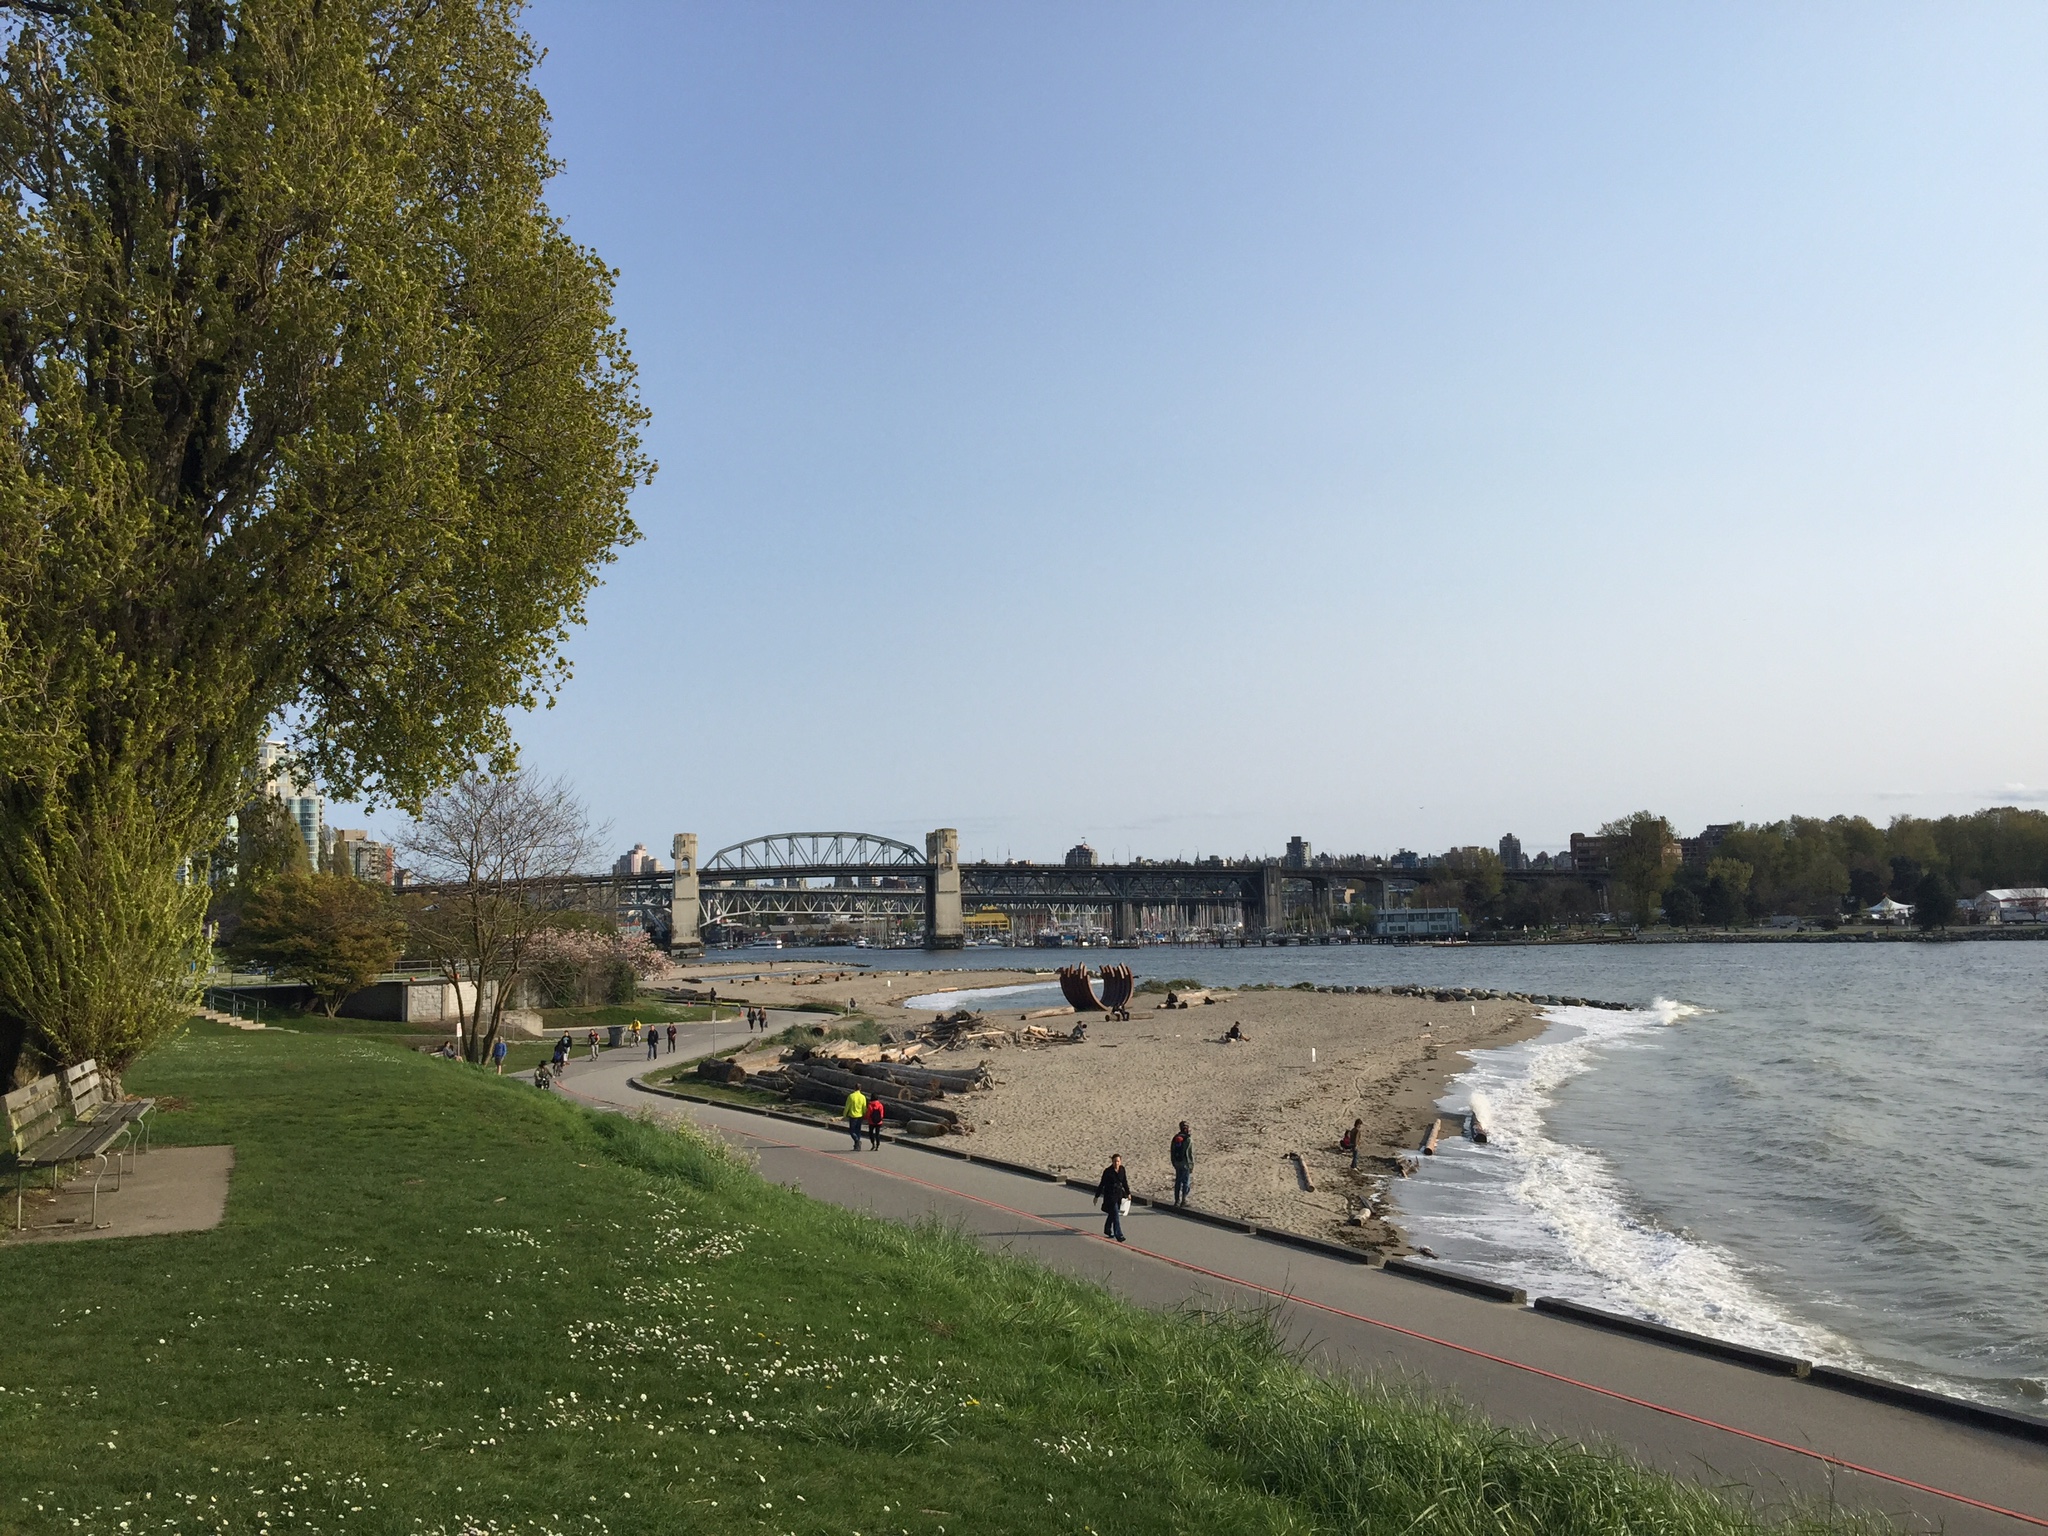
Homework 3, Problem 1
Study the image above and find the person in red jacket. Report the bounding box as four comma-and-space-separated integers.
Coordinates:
865, 1095, 886, 1149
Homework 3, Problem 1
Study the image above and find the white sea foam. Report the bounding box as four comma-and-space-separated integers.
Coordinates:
1423, 998, 1849, 1363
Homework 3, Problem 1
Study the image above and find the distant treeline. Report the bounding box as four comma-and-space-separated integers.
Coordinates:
1405, 807, 2048, 929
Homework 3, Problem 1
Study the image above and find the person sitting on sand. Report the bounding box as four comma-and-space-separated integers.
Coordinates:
1339, 1118, 1364, 1169
1224, 1021, 1246, 1043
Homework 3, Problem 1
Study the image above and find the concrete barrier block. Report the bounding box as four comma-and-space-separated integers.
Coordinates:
1533, 1296, 1808, 1375
1383, 1257, 1527, 1305
1805, 1365, 2048, 1445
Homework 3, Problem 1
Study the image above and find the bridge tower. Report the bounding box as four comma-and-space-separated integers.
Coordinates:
925, 828, 963, 949
670, 833, 702, 955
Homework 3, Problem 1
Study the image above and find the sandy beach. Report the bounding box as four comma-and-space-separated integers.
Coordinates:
669, 959, 1543, 1255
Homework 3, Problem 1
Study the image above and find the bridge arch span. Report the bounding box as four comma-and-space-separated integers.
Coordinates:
701, 831, 925, 875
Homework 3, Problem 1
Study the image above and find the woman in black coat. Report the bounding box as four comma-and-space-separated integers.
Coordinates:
1097, 1154, 1132, 1243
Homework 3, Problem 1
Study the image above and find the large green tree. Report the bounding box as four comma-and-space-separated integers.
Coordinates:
1599, 811, 1679, 927
0, 0, 650, 1076
230, 869, 405, 1016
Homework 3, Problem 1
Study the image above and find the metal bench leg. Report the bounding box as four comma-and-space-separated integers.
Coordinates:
89, 1152, 108, 1230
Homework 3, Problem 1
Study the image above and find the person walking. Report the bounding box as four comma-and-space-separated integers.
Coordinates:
492, 1036, 508, 1075
865, 1095, 886, 1149
1169, 1122, 1194, 1207
666, 1023, 678, 1055
646, 1026, 660, 1062
1341, 1118, 1364, 1170
1097, 1153, 1132, 1243
552, 1033, 572, 1071
842, 1086, 869, 1151
586, 1028, 600, 1061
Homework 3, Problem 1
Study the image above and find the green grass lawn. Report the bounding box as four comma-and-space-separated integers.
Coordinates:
0, 1024, 1882, 1536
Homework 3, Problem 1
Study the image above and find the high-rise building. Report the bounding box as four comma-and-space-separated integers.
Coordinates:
614, 843, 663, 876
1283, 836, 1312, 869
352, 840, 395, 885
1499, 833, 1525, 871
257, 739, 324, 871
1063, 841, 1098, 868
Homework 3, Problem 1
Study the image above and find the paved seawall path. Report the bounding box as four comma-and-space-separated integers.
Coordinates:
547, 1032, 2047, 1535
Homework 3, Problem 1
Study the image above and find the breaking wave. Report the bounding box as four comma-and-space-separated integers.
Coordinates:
1415, 997, 1848, 1363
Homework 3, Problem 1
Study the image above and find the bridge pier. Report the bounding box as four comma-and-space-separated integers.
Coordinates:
670, 834, 702, 955
1258, 865, 1285, 937
925, 828, 963, 949
1111, 900, 1138, 942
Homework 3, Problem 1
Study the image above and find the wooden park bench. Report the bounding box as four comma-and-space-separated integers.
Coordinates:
4, 1071, 136, 1232
63, 1059, 154, 1160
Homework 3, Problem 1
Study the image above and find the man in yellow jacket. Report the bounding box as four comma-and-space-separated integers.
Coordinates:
842, 1086, 868, 1151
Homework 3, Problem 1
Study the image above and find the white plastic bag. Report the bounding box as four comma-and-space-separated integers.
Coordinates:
1118, 1198, 1131, 1217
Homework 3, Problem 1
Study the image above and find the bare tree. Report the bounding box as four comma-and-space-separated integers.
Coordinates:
394, 773, 596, 1064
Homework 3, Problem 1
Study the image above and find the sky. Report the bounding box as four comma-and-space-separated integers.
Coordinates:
359, 3, 2048, 863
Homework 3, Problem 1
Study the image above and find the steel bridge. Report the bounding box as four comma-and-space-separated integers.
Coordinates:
470, 829, 1614, 951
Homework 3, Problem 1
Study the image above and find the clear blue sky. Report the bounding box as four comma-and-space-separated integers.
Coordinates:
366, 3, 2048, 861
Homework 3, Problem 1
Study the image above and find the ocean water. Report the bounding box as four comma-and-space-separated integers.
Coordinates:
773, 940, 2048, 1417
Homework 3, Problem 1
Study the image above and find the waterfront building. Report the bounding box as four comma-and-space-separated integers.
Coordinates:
1976, 888, 2048, 923
1373, 907, 1465, 938
1063, 841, 1098, 868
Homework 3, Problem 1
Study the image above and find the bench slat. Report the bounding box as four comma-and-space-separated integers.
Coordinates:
5, 1077, 67, 1157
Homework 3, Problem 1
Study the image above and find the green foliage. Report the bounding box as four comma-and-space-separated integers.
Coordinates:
235, 795, 313, 885
1599, 811, 1680, 926
0, 763, 207, 1075
228, 870, 406, 1015
1678, 809, 2048, 922
1713, 821, 1849, 917
1137, 977, 1206, 993
0, 0, 647, 1081
1913, 870, 1957, 931
1663, 884, 1702, 927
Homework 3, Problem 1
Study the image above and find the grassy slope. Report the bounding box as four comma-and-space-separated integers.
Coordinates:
0, 1026, 1878, 1536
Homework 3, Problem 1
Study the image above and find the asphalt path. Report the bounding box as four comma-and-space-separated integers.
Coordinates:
548, 1039, 2047, 1534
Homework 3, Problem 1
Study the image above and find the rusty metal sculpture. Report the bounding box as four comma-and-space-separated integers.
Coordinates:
1059, 964, 1136, 1015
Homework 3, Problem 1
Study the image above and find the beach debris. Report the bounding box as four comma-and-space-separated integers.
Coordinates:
1465, 1092, 1493, 1143
1418, 1119, 1441, 1156
1287, 1151, 1317, 1192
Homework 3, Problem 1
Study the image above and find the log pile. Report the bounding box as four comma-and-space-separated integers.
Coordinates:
677, 1040, 991, 1137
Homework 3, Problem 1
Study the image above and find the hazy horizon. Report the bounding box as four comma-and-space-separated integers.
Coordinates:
328, 3, 2048, 863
